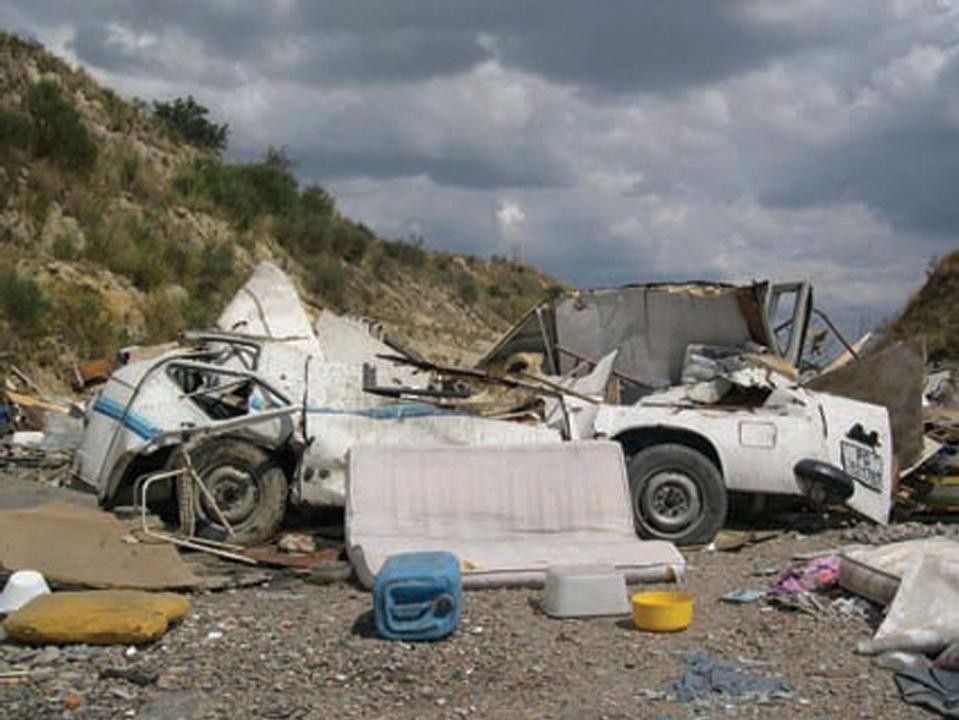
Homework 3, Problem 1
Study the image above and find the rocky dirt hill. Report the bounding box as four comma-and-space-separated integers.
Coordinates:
0, 32, 562, 388
886, 249, 959, 363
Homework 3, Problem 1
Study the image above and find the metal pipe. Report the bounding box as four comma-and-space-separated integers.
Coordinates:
813, 308, 860, 362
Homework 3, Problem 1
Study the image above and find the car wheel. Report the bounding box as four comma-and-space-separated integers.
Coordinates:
627, 443, 727, 546
187, 439, 288, 546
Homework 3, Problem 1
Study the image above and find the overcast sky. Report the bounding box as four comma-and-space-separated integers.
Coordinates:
4, 1, 959, 331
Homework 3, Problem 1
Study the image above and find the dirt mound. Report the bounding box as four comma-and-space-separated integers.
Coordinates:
886, 250, 959, 363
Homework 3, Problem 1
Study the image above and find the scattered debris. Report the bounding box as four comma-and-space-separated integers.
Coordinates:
766, 592, 828, 616
69, 358, 115, 391
243, 546, 340, 569
100, 666, 159, 687
720, 589, 766, 604
769, 555, 840, 596
710, 530, 781, 553
277, 532, 316, 554
666, 650, 791, 703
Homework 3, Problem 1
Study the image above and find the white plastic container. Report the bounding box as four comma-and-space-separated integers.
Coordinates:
542, 564, 630, 618
0, 570, 51, 614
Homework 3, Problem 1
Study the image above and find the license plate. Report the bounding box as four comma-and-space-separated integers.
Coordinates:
841, 441, 883, 491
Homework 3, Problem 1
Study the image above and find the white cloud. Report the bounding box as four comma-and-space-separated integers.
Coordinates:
495, 199, 526, 238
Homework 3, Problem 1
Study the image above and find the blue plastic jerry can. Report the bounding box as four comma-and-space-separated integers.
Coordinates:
373, 551, 462, 641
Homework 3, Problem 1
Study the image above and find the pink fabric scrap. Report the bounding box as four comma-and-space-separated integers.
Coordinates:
769, 555, 840, 595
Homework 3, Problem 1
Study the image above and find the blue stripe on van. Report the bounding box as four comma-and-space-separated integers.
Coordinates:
92, 396, 162, 441
306, 402, 458, 420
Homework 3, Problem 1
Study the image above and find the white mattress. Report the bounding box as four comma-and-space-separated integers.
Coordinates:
346, 441, 686, 588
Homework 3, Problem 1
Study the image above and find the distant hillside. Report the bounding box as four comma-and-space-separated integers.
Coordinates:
886, 249, 959, 363
0, 32, 562, 388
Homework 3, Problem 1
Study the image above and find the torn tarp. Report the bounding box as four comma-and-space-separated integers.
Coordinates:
667, 651, 791, 703
895, 665, 959, 718
0, 502, 198, 590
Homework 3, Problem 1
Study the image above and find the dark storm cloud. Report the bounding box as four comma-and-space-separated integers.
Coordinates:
2, 0, 957, 321
760, 47, 959, 238
280, 144, 570, 190
5, 0, 813, 91
491, 1, 808, 94
763, 121, 959, 237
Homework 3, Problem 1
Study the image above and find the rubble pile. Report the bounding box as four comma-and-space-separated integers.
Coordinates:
0, 262, 958, 719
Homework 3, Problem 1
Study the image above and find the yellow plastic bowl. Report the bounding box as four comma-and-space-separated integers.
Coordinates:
631, 591, 693, 632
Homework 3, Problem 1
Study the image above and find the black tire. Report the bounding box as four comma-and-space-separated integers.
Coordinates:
626, 443, 727, 546
188, 439, 288, 546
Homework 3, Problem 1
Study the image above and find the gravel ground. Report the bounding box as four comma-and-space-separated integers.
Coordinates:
0, 527, 940, 720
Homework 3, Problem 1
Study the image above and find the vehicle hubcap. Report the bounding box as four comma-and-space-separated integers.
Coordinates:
641, 471, 701, 533
201, 465, 258, 524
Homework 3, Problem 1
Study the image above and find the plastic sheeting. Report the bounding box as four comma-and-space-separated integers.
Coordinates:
840, 537, 959, 606
345, 441, 685, 588
859, 554, 959, 656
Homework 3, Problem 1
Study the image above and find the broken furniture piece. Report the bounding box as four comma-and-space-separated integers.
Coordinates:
345, 441, 686, 588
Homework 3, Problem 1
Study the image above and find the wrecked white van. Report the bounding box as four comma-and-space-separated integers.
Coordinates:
477, 281, 898, 545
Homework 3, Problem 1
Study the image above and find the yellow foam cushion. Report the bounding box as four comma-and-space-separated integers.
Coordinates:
3, 590, 190, 645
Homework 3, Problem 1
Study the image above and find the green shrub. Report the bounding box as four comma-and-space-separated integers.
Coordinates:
300, 184, 335, 217
381, 236, 427, 269
454, 271, 479, 304
152, 95, 228, 153
25, 80, 97, 175
0, 270, 50, 338
86, 216, 170, 291
195, 241, 237, 295
305, 258, 346, 307
487, 283, 506, 299
52, 286, 117, 357
366, 244, 390, 281
0, 109, 32, 157
119, 153, 139, 191
174, 157, 299, 229
51, 233, 77, 260
143, 288, 186, 342
102, 88, 143, 133
273, 183, 338, 257
330, 223, 370, 264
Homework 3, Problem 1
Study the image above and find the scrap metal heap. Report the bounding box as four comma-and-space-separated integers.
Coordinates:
29, 261, 927, 565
